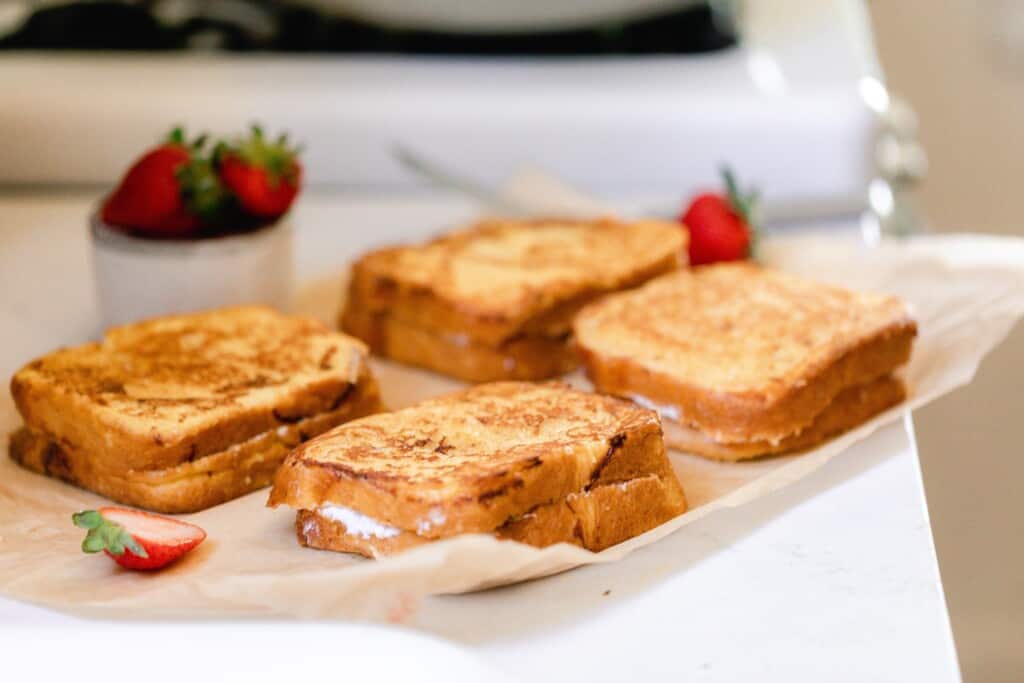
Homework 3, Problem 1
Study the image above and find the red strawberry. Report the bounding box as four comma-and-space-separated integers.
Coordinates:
681, 168, 758, 266
101, 128, 225, 238
216, 125, 302, 219
72, 507, 206, 571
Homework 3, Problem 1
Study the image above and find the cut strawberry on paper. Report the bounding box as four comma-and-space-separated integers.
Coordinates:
681, 167, 759, 266
72, 507, 206, 571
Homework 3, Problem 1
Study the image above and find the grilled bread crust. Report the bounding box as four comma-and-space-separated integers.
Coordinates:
269, 382, 673, 538
295, 471, 687, 558
663, 374, 906, 461
9, 370, 381, 513
574, 263, 916, 444
341, 306, 578, 382
342, 217, 687, 348
10, 306, 370, 473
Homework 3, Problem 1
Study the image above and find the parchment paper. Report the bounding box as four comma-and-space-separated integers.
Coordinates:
1, 231, 1023, 620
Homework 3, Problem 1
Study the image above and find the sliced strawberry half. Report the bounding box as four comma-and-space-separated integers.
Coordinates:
72, 507, 206, 571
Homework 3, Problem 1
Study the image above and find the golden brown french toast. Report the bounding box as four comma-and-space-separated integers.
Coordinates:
574, 263, 916, 448
345, 217, 686, 345
9, 369, 381, 513
296, 472, 686, 558
340, 217, 686, 381
661, 374, 906, 461
269, 381, 687, 554
341, 306, 577, 382
9, 306, 381, 511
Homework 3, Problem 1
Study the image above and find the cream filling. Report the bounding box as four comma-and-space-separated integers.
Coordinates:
631, 393, 786, 446
316, 504, 448, 540
318, 504, 401, 539
627, 393, 682, 422
416, 507, 447, 535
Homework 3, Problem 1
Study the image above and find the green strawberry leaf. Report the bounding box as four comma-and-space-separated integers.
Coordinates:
120, 531, 147, 558
72, 510, 149, 558
72, 510, 103, 530
721, 166, 755, 225
176, 156, 228, 219
167, 126, 186, 147
81, 530, 107, 553
720, 165, 760, 260
722, 167, 741, 209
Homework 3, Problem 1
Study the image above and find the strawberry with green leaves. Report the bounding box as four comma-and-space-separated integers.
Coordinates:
216, 125, 302, 219
101, 128, 225, 238
681, 168, 759, 266
72, 507, 206, 571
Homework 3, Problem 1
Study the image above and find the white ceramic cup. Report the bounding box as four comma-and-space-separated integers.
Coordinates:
90, 215, 294, 329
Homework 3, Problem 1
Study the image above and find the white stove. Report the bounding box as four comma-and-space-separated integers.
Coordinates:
0, 0, 905, 225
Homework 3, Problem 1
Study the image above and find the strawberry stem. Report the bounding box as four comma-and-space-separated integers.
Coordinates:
721, 166, 761, 225
176, 156, 227, 219
72, 510, 148, 558
720, 166, 760, 260
167, 127, 186, 147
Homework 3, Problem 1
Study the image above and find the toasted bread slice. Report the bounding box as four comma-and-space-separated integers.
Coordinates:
269, 381, 676, 539
296, 472, 687, 558
9, 370, 381, 513
574, 263, 916, 445
662, 374, 906, 461
341, 306, 577, 382
10, 306, 370, 474
342, 217, 686, 348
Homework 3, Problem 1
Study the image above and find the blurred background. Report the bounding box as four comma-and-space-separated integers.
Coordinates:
870, 2, 1024, 681
0, 1, 1021, 680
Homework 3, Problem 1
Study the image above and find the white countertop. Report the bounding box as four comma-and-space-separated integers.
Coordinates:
0, 192, 960, 682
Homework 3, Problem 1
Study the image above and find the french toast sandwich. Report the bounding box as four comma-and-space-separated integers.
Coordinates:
9, 306, 381, 512
573, 263, 916, 460
340, 217, 687, 382
268, 381, 687, 558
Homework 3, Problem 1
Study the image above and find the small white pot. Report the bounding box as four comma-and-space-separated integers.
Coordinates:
90, 215, 294, 328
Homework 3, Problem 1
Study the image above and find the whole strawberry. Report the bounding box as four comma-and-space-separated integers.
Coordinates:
681, 168, 758, 266
216, 125, 302, 219
72, 507, 206, 571
101, 128, 225, 238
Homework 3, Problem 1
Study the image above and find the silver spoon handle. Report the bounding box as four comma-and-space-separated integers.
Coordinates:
393, 145, 533, 216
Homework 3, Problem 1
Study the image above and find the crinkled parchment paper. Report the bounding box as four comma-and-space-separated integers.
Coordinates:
1, 231, 1023, 619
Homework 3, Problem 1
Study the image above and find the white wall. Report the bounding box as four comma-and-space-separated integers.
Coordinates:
871, 2, 1024, 681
